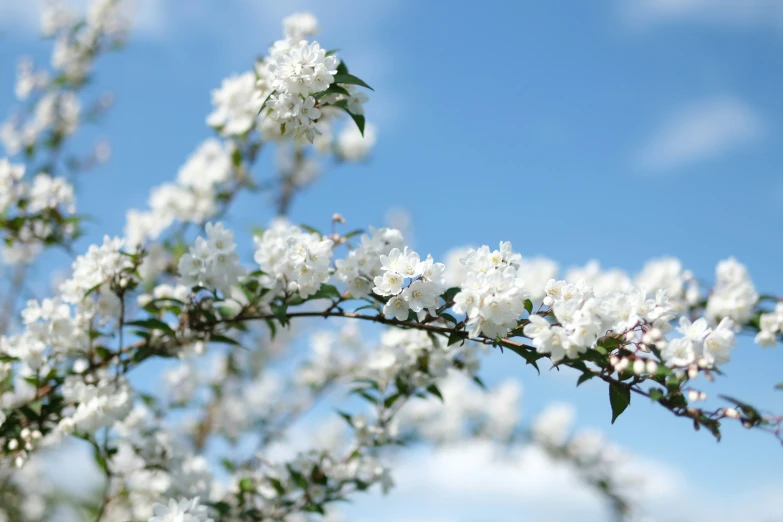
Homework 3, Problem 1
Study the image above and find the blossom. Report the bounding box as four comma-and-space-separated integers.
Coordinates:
149, 497, 213, 522
254, 219, 334, 299
706, 257, 758, 325
178, 222, 246, 294
207, 72, 263, 136
451, 242, 530, 340
337, 122, 377, 161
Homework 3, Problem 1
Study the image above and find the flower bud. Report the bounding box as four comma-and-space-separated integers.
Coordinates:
614, 358, 630, 373
646, 360, 658, 374
688, 366, 698, 379
724, 408, 740, 419
687, 390, 700, 402
633, 359, 645, 375
332, 213, 345, 223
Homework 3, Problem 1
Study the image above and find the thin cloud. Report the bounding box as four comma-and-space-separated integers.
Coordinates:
637, 96, 764, 173
624, 0, 783, 28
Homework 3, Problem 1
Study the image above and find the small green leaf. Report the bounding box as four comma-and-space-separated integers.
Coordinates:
333, 73, 374, 91
776, 382, 783, 390
524, 299, 533, 315
257, 90, 277, 115
576, 373, 595, 387
272, 304, 288, 326
441, 287, 461, 303
210, 334, 241, 347
439, 312, 458, 325
343, 228, 364, 239
239, 477, 254, 492
125, 318, 176, 335
447, 330, 463, 346
609, 382, 631, 424
427, 385, 444, 402
384, 393, 401, 409
310, 284, 341, 300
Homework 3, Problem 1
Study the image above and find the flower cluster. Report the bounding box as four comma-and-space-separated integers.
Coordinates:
370, 246, 448, 321
266, 42, 339, 141
706, 257, 758, 325
452, 243, 531, 339
126, 140, 234, 245
60, 235, 133, 302
57, 374, 134, 437
365, 329, 481, 389
0, 159, 78, 264
207, 73, 264, 137
398, 372, 521, 442
755, 302, 783, 347
149, 497, 213, 522
334, 226, 406, 298
1, 298, 89, 369
178, 222, 245, 295
662, 316, 737, 367
233, 449, 393, 515
525, 284, 675, 363
254, 219, 334, 299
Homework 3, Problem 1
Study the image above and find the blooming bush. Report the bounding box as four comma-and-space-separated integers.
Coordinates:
0, 2, 781, 521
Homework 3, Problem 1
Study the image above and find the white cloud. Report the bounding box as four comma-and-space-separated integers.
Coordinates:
343, 440, 783, 522
637, 96, 764, 172
625, 0, 783, 28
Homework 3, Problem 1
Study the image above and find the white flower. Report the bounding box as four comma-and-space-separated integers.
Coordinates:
383, 295, 410, 321
283, 12, 319, 41
346, 88, 369, 115
337, 122, 377, 161
706, 257, 758, 325
207, 72, 263, 136
149, 497, 213, 522
178, 222, 246, 294
254, 219, 334, 299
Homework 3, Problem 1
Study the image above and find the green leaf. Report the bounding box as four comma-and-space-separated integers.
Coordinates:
257, 90, 277, 115
336, 410, 354, 426
447, 330, 464, 346
427, 385, 444, 402
125, 318, 176, 335
501, 341, 543, 375
210, 334, 241, 347
310, 284, 342, 300
439, 312, 458, 325
325, 48, 341, 56
648, 388, 665, 402
336, 60, 349, 75
597, 335, 624, 352
383, 393, 402, 409
238, 477, 254, 492
300, 224, 322, 235
272, 304, 288, 326
441, 287, 461, 303
287, 465, 309, 489
315, 84, 351, 98
776, 382, 783, 390
524, 299, 533, 315
576, 373, 595, 387
609, 382, 631, 424
473, 376, 487, 390
343, 229, 364, 239
333, 73, 374, 91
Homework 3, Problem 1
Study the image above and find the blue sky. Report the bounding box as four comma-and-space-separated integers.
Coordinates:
1, 0, 783, 520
